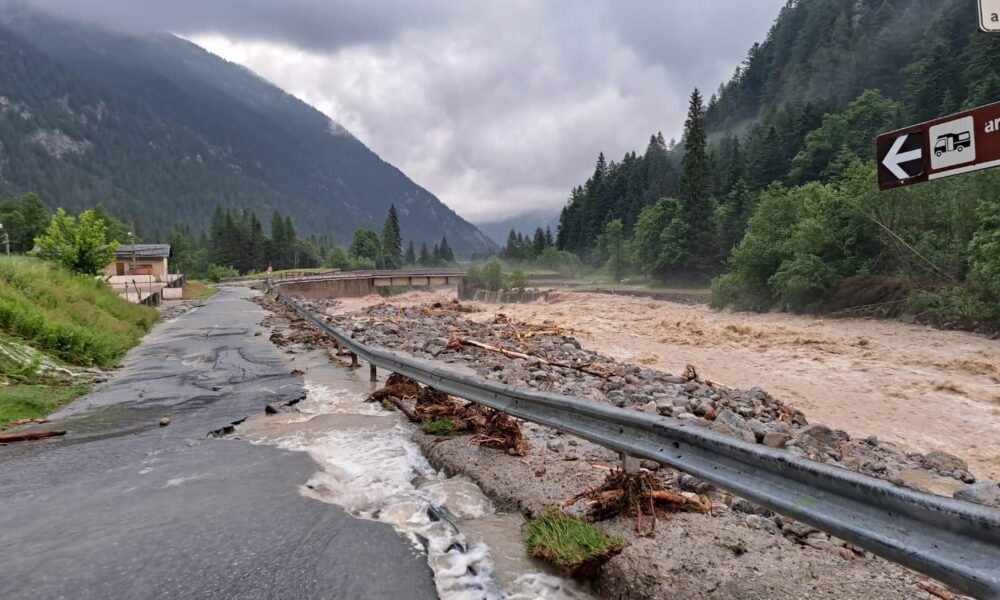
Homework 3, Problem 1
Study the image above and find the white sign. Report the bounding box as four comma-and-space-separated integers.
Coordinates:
929, 116, 976, 171
981, 0, 1000, 32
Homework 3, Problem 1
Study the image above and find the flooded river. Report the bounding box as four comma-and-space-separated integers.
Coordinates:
241, 350, 592, 599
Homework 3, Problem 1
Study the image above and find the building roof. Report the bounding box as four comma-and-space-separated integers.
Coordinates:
113, 244, 171, 259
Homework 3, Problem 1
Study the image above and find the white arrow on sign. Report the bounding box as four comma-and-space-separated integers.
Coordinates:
882, 134, 922, 180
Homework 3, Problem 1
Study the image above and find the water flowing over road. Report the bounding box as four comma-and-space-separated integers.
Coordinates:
0, 288, 438, 599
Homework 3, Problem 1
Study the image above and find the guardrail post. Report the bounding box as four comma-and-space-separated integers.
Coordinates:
350, 352, 359, 368
620, 452, 641, 473
369, 363, 377, 382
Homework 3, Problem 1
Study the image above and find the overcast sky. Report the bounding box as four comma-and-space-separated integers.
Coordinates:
28, 0, 786, 224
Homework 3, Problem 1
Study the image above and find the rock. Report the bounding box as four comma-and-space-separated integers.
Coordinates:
781, 520, 817, 538
762, 432, 791, 449
640, 459, 660, 471
640, 401, 658, 415
747, 419, 767, 443
711, 409, 756, 443
764, 420, 790, 435
678, 473, 712, 494
534, 468, 546, 477
920, 450, 968, 474
159, 417, 171, 427
731, 498, 772, 517
953, 481, 1000, 508
546, 440, 564, 453
745, 515, 779, 535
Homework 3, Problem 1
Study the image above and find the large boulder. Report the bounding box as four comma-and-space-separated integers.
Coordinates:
954, 481, 1000, 508
711, 409, 756, 443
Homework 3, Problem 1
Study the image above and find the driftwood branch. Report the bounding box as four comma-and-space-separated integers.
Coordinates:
391, 398, 420, 423
453, 337, 611, 380
0, 430, 66, 443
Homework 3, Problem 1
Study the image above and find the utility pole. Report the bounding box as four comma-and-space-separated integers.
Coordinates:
127, 229, 136, 273
0, 223, 9, 255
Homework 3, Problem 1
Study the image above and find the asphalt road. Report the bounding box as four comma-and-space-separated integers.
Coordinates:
0, 287, 438, 600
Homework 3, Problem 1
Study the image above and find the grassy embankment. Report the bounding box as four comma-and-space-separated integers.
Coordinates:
0, 256, 158, 428
182, 280, 217, 300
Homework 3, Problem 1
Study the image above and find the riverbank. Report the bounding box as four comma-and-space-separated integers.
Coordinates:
340, 289, 1000, 480
259, 291, 992, 598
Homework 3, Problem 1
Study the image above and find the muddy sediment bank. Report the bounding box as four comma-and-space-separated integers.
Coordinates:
257, 291, 996, 598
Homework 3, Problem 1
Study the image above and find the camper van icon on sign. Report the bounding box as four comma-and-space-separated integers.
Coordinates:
930, 116, 976, 170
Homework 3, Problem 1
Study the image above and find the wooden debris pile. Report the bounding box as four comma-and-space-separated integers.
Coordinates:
367, 373, 530, 455
563, 468, 710, 535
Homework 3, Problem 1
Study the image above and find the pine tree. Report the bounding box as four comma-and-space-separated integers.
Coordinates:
381, 204, 403, 269
418, 242, 431, 266
404, 240, 416, 265
679, 88, 717, 279
438, 237, 454, 262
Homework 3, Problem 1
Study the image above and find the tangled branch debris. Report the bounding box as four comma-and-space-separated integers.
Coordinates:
367, 373, 530, 455
563, 469, 710, 535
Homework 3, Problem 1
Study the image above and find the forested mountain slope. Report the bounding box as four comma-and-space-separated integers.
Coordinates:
0, 5, 494, 255
555, 0, 1000, 324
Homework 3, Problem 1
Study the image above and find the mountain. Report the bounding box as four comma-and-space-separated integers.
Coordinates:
474, 209, 561, 247
0, 5, 495, 256
556, 0, 1000, 258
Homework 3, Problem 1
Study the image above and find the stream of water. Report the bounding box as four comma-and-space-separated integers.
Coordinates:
241, 351, 593, 599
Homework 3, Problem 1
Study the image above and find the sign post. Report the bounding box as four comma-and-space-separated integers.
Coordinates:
980, 0, 1000, 32
876, 101, 1000, 191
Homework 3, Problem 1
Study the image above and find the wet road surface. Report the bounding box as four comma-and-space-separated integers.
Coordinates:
0, 287, 437, 600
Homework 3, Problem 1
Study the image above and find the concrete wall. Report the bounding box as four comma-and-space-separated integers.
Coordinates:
279, 277, 375, 298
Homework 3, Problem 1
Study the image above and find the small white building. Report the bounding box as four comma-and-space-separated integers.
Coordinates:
105, 244, 184, 304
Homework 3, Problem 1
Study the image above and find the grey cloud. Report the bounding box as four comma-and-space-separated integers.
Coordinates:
25, 0, 465, 49
23, 0, 787, 223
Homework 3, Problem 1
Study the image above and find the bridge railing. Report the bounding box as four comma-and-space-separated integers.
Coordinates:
273, 292, 1000, 599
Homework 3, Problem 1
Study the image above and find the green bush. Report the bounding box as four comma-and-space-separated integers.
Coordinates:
907, 287, 1000, 323
205, 263, 240, 282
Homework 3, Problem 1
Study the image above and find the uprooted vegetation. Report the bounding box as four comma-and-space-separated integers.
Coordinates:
367, 373, 530, 456
563, 469, 711, 535
524, 507, 627, 580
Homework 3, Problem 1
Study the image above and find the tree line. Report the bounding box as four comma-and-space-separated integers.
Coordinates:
0, 195, 459, 280
546, 0, 1000, 324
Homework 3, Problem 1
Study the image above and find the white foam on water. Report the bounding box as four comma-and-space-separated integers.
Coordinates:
255, 378, 592, 600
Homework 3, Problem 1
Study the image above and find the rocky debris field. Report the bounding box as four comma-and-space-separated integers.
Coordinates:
288, 295, 998, 509
258, 293, 994, 598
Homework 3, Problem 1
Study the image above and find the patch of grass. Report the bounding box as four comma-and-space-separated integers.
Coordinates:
0, 256, 157, 367
377, 285, 414, 297
524, 508, 627, 579
0, 384, 91, 429
420, 417, 462, 436
182, 280, 217, 300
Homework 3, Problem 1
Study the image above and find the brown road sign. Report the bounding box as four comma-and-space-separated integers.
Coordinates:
877, 101, 1000, 191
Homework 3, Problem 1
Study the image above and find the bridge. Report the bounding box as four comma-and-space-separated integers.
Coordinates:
268, 268, 467, 298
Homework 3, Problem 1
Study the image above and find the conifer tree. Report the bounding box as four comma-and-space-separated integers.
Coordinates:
438, 237, 454, 262
418, 242, 431, 266
404, 240, 416, 265
679, 88, 717, 278
381, 204, 403, 269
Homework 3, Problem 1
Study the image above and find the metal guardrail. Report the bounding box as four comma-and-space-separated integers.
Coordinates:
274, 292, 1000, 599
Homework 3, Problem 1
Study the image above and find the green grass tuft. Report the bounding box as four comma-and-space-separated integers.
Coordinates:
182, 280, 217, 300
0, 384, 91, 429
0, 256, 157, 367
524, 508, 627, 578
420, 417, 462, 436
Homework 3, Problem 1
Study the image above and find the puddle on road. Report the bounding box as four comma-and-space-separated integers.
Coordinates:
242, 351, 592, 600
